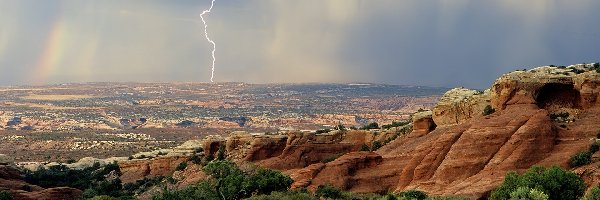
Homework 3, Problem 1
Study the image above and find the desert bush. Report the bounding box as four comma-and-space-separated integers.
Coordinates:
583, 187, 600, 200
426, 196, 469, 200
155, 160, 293, 200
570, 151, 592, 167
315, 184, 343, 199
89, 196, 119, 200
248, 168, 294, 195
509, 187, 549, 200
490, 166, 585, 200
176, 161, 188, 171
590, 142, 600, 153
316, 129, 332, 134
360, 144, 371, 151
245, 191, 318, 200
361, 122, 380, 130
483, 105, 495, 116
23, 162, 133, 199
397, 190, 428, 200
123, 176, 165, 195
0, 191, 13, 200
371, 141, 383, 151
190, 154, 202, 165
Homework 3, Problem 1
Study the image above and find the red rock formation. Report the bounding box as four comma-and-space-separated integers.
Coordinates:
290, 64, 600, 199
243, 136, 287, 162
257, 131, 374, 170
119, 156, 190, 183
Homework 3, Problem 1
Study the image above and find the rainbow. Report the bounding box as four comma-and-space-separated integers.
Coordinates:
31, 19, 68, 85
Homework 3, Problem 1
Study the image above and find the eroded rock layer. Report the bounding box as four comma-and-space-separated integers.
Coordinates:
290, 64, 600, 199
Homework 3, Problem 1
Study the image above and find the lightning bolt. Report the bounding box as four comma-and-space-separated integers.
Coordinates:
200, 0, 217, 82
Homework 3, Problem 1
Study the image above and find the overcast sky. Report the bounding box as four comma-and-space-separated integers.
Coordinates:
1, 0, 599, 88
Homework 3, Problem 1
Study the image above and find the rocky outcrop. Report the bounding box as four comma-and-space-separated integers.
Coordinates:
432, 88, 491, 126
290, 63, 600, 199
289, 152, 383, 191
411, 110, 436, 136
242, 135, 288, 162
0, 166, 82, 200
258, 132, 365, 170
492, 64, 600, 112
119, 156, 190, 183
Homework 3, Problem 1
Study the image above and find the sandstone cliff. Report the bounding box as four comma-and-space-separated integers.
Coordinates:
290, 63, 600, 198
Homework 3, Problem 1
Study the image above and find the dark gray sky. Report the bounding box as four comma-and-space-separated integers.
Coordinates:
0, 0, 599, 88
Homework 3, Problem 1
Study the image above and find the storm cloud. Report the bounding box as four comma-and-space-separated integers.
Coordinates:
0, 0, 599, 88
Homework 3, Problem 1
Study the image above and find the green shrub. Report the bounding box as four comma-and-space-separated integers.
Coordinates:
176, 161, 188, 171
315, 184, 343, 199
509, 187, 549, 200
155, 160, 293, 200
360, 144, 370, 151
490, 166, 585, 200
361, 122, 380, 130
245, 191, 318, 200
122, 176, 165, 195
570, 151, 592, 167
584, 187, 600, 200
89, 195, 119, 200
0, 191, 13, 200
590, 142, 600, 153
190, 155, 202, 165
426, 196, 469, 200
248, 168, 294, 195
316, 129, 332, 134
371, 141, 383, 151
397, 190, 428, 200
23, 162, 130, 199
382, 194, 398, 200
483, 105, 495, 116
